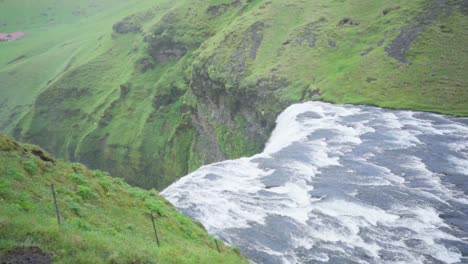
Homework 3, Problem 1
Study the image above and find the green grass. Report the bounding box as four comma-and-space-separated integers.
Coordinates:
0, 134, 247, 263
200, 0, 467, 116
0, 0, 172, 131
0, 0, 467, 190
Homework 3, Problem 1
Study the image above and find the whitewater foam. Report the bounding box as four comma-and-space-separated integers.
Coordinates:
163, 102, 468, 264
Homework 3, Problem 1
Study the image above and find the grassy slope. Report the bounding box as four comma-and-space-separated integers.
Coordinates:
0, 134, 246, 263
198, 0, 467, 115
0, 0, 466, 190
0, 0, 168, 131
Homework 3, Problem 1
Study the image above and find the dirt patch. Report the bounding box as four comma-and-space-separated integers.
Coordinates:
1, 247, 51, 264
31, 149, 55, 163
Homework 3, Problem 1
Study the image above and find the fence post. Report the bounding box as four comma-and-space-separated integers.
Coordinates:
50, 184, 61, 225
151, 214, 160, 247
214, 239, 221, 253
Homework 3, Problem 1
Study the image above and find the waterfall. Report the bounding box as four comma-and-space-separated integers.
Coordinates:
163, 102, 468, 264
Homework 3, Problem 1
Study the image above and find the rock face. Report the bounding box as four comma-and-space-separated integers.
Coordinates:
153, 47, 186, 61
385, 0, 452, 63
207, 0, 242, 16
189, 62, 281, 164
112, 11, 155, 34
8, 0, 468, 190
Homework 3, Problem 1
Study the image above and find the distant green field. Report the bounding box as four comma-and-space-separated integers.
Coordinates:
0, 0, 168, 131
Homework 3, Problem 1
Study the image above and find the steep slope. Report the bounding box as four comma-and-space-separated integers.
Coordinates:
0, 134, 246, 263
1, 0, 467, 189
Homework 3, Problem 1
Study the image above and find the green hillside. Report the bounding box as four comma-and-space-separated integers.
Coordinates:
0, 134, 246, 263
1, 0, 467, 189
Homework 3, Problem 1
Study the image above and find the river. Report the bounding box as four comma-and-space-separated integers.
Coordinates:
162, 102, 468, 264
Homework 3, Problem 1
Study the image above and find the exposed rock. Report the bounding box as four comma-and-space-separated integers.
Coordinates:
295, 18, 327, 48
144, 16, 189, 63
338, 17, 360, 26
386, 0, 453, 63
296, 33, 316, 48
249, 21, 264, 59
1, 247, 51, 264
360, 47, 373, 56
217, 21, 265, 84
145, 32, 187, 62
367, 77, 378, 83
112, 11, 155, 34
190, 104, 226, 164
207, 0, 241, 16
190, 59, 287, 162
154, 47, 186, 62
154, 86, 185, 108
135, 57, 154, 73
113, 17, 142, 34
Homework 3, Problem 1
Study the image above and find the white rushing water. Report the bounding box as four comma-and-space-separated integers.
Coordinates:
162, 102, 468, 264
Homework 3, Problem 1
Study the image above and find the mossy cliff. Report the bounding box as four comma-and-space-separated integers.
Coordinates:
1, 0, 467, 189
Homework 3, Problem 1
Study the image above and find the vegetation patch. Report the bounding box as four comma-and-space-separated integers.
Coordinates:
0, 134, 247, 263
1, 247, 51, 264
0, 0, 467, 192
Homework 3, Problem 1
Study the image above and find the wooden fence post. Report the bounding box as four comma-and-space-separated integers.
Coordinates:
151, 214, 160, 247
214, 239, 221, 253
50, 184, 61, 225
